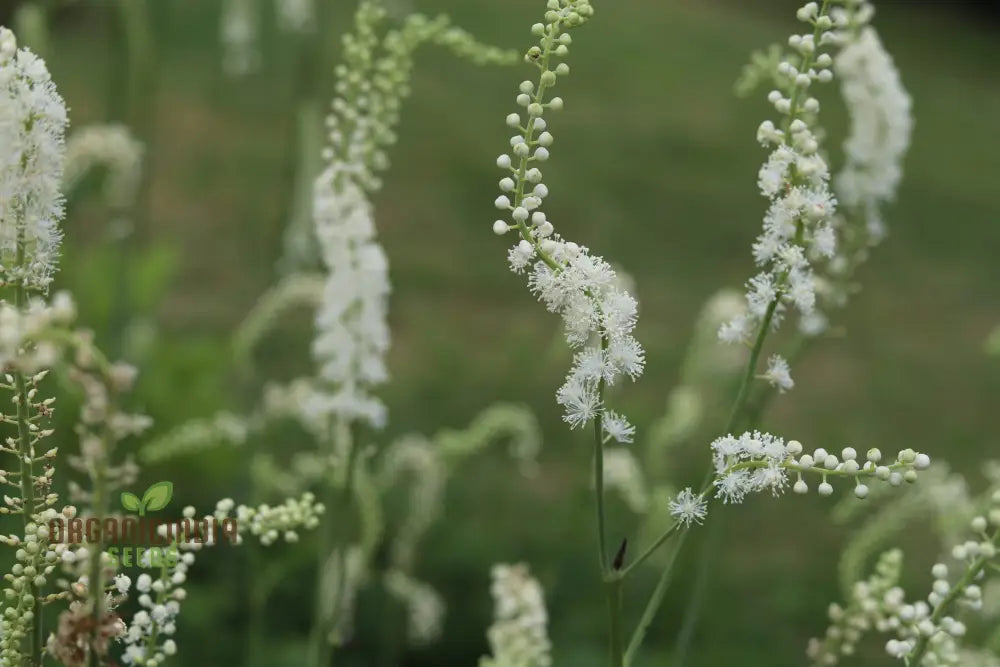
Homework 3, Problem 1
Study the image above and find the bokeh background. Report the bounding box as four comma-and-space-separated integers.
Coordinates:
4, 0, 999, 665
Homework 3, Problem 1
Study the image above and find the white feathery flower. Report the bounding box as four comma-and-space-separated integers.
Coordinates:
834, 25, 912, 242
482, 564, 552, 667
763, 354, 795, 392
0, 27, 68, 291
602, 410, 635, 444
669, 487, 708, 527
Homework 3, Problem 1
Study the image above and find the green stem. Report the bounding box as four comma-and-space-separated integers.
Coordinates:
620, 523, 681, 578
13, 273, 42, 665
623, 530, 689, 666
143, 556, 171, 656
307, 419, 357, 667
594, 335, 610, 573
606, 576, 624, 667
85, 429, 112, 667
724, 296, 780, 434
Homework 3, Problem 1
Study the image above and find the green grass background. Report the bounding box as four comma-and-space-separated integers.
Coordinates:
25, 0, 1000, 665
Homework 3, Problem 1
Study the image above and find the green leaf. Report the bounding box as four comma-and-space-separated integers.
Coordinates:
141, 481, 173, 512
120, 492, 141, 512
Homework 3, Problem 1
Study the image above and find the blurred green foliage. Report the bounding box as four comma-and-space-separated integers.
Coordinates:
21, 0, 1000, 665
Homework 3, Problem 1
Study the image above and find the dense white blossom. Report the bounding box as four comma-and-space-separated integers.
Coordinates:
720, 2, 842, 345
480, 563, 552, 667
834, 21, 913, 242
311, 174, 390, 428
492, 1, 643, 433
0, 27, 68, 291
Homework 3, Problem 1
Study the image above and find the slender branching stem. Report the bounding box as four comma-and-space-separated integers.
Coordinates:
623, 530, 689, 666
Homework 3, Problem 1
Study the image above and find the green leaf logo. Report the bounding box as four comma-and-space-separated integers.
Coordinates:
121, 481, 174, 516
120, 491, 141, 512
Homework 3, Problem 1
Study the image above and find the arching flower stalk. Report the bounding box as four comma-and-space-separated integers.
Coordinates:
305, 4, 516, 664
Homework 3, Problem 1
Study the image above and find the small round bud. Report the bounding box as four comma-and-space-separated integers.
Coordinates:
914, 453, 930, 470
497, 154, 512, 169
971, 516, 988, 533
519, 80, 534, 94
854, 484, 869, 499
823, 455, 838, 470
818, 481, 833, 496
793, 479, 808, 494
555, 63, 569, 76
492, 221, 509, 235
931, 563, 948, 579
786, 440, 803, 456
516, 93, 531, 107
548, 97, 564, 111
537, 132, 554, 147
534, 147, 550, 161
494, 195, 511, 210
841, 447, 857, 461
499, 177, 515, 192
506, 113, 521, 127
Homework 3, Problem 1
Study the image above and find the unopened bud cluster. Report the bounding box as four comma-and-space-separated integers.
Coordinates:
807, 548, 903, 665
213, 493, 325, 546
711, 431, 930, 504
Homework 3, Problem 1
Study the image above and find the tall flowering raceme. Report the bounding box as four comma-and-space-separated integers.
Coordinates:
832, 2, 913, 244
304, 4, 518, 664
492, 1, 644, 439
310, 1, 517, 432
810, 0, 914, 320
718, 0, 843, 389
